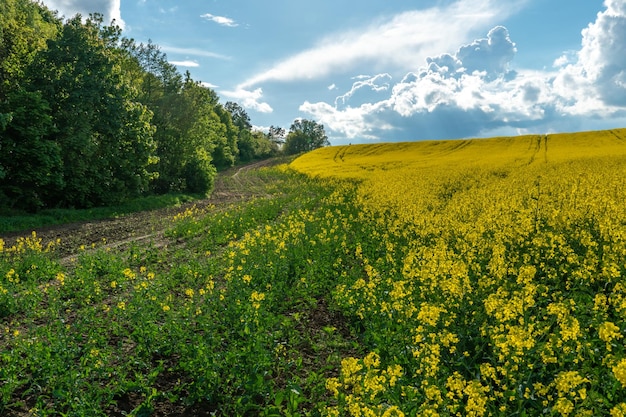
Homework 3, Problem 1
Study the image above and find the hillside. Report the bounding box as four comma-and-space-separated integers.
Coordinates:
290, 128, 626, 179
2, 129, 626, 416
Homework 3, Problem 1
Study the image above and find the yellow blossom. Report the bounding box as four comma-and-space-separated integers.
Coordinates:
612, 359, 626, 387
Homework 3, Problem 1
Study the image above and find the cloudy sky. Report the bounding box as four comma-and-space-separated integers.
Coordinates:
41, 0, 626, 144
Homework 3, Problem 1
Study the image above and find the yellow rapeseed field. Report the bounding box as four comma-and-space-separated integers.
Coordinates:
291, 129, 626, 416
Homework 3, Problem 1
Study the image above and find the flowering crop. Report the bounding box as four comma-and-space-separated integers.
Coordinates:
3, 130, 626, 415
291, 129, 626, 416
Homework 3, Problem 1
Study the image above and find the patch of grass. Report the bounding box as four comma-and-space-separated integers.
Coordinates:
0, 193, 198, 234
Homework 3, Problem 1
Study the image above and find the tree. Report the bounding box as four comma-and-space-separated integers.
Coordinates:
28, 14, 157, 207
212, 103, 238, 168
251, 130, 279, 159
267, 125, 286, 147
225, 101, 258, 163
283, 119, 329, 155
0, 90, 63, 210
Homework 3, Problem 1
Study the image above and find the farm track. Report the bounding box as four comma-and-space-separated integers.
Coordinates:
1, 159, 278, 260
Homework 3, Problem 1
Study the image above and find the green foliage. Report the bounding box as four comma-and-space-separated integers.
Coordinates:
0, 193, 197, 233
0, 1, 270, 212
23, 14, 158, 208
0, 89, 62, 211
0, 167, 358, 415
284, 119, 330, 155
184, 149, 217, 195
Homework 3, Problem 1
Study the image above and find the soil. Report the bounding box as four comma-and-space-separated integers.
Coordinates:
0, 159, 277, 259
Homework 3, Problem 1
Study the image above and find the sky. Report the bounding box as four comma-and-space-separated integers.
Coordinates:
40, 0, 626, 145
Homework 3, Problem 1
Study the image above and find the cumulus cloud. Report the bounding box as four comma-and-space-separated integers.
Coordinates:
300, 0, 626, 142
238, 0, 527, 89
200, 13, 238, 27
220, 88, 273, 113
425, 26, 517, 80
570, 0, 626, 106
335, 73, 392, 108
41, 0, 124, 28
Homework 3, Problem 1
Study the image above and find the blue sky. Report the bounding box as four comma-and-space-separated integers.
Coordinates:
41, 0, 626, 144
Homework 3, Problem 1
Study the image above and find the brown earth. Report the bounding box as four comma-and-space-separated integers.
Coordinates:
0, 159, 278, 259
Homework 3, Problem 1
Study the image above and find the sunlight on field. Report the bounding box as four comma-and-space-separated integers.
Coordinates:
292, 129, 626, 179
291, 129, 626, 416
3, 131, 626, 415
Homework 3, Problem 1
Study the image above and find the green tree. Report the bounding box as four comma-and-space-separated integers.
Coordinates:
251, 130, 279, 159
0, 0, 60, 97
29, 14, 157, 207
225, 101, 254, 163
212, 104, 238, 169
268, 125, 286, 147
0, 0, 61, 204
0, 90, 63, 210
283, 118, 330, 155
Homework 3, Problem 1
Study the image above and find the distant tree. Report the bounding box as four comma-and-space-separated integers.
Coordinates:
225, 101, 252, 131
267, 125, 285, 147
283, 119, 329, 155
225, 101, 259, 163
251, 130, 279, 159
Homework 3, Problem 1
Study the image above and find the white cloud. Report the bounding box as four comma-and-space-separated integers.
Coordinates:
201, 13, 238, 27
161, 46, 231, 61
170, 60, 199, 68
335, 73, 392, 108
41, 0, 124, 28
300, 0, 626, 143
200, 81, 219, 89
220, 88, 273, 113
571, 0, 626, 106
239, 0, 527, 89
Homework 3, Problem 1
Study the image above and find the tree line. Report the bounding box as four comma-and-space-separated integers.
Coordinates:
0, 0, 329, 211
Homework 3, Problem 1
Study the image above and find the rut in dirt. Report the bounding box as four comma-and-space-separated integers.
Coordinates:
0, 158, 282, 259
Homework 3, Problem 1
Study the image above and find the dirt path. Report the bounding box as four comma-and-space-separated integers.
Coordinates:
1, 159, 280, 259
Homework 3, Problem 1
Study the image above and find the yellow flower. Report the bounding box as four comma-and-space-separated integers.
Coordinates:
162, 305, 170, 312
381, 405, 405, 417
250, 291, 266, 309
325, 377, 340, 397
341, 357, 363, 381
117, 301, 126, 310
599, 321, 622, 350
553, 397, 574, 416
612, 359, 626, 387
363, 352, 380, 369
611, 403, 626, 417
242, 274, 252, 284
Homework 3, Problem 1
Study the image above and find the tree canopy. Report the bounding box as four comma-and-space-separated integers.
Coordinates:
283, 119, 330, 155
0, 0, 289, 211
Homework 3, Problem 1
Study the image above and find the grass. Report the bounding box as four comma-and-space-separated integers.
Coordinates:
0, 193, 199, 234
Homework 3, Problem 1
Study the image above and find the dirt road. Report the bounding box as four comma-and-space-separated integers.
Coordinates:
0, 159, 279, 258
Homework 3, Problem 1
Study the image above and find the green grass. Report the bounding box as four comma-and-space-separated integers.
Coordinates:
0, 193, 198, 234
0, 167, 364, 416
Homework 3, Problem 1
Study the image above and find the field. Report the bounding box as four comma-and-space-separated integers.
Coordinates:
2, 129, 626, 416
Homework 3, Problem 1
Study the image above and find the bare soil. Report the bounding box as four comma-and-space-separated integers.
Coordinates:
1, 159, 277, 259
